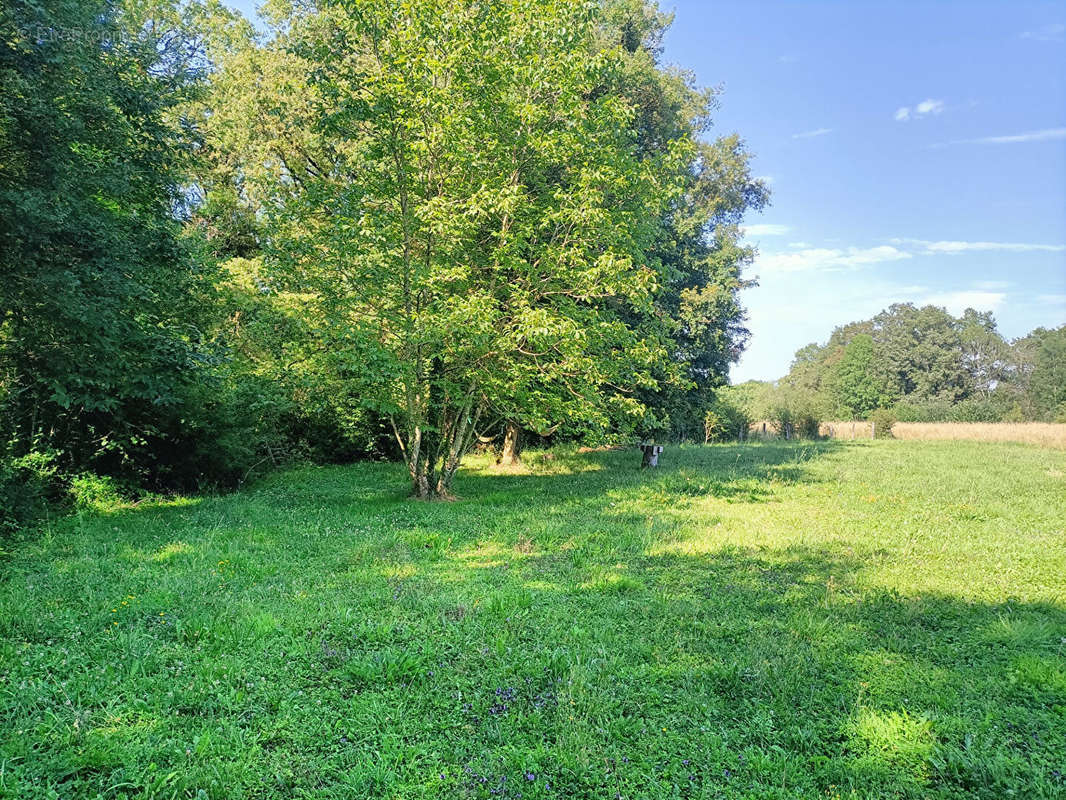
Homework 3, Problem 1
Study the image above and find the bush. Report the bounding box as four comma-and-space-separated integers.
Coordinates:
770, 405, 821, 440
704, 397, 750, 442
868, 408, 896, 438
0, 449, 66, 533
69, 473, 124, 512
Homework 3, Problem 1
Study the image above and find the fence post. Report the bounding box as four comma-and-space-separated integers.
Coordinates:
871, 421, 876, 439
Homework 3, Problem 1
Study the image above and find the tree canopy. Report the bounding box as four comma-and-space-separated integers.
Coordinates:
1, 0, 768, 513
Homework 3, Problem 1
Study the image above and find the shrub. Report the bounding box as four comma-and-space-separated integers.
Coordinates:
704, 397, 750, 442
0, 449, 66, 533
869, 408, 896, 438
69, 473, 124, 512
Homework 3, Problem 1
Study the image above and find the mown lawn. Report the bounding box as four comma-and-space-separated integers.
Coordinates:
1, 441, 1064, 799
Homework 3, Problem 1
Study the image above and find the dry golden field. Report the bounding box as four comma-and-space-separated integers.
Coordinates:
815, 420, 1066, 447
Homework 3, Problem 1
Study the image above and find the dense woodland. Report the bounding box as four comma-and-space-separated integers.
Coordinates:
0, 0, 767, 522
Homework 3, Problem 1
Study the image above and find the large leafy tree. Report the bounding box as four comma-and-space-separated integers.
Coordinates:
1016, 326, 1066, 421
0, 0, 217, 480
600, 1, 768, 441
227, 0, 690, 498
833, 333, 881, 418
870, 304, 969, 402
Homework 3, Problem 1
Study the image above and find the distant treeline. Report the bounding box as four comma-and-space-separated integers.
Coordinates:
709, 304, 1065, 440
1, 0, 767, 524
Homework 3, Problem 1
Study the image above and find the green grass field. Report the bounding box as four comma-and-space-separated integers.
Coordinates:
1, 441, 1064, 799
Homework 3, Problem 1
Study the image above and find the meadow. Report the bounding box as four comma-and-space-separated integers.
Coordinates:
814, 421, 1066, 448
1, 440, 1064, 799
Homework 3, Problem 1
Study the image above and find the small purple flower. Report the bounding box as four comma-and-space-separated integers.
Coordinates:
525, 772, 535, 781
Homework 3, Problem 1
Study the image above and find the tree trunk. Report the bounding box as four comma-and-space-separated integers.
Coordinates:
498, 421, 522, 465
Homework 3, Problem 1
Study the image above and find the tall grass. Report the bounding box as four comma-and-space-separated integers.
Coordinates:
891, 421, 1066, 448
818, 421, 1066, 447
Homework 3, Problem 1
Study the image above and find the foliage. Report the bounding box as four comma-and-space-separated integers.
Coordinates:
0, 448, 65, 532
833, 333, 882, 417
868, 407, 896, 438
777, 305, 1058, 423
768, 384, 822, 439
1, 442, 1063, 797
702, 395, 750, 442
0, 0, 252, 498
1, 0, 771, 510
1023, 326, 1066, 421
215, 0, 705, 497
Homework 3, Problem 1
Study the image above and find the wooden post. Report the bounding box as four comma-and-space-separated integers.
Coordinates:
871, 421, 876, 439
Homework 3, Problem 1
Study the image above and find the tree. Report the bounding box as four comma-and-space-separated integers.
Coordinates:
958, 309, 1009, 399
0, 0, 215, 481
236, 0, 689, 498
1026, 327, 1066, 420
833, 334, 881, 418
870, 304, 968, 402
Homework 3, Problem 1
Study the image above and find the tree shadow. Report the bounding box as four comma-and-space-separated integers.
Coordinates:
2, 441, 1063, 799
404, 543, 1066, 799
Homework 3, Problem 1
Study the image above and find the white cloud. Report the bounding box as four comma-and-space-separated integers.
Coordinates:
791, 127, 832, 139
755, 237, 1065, 277
894, 238, 1066, 254
753, 175, 775, 185
741, 223, 790, 237
895, 98, 944, 122
937, 127, 1066, 146
915, 290, 1006, 314
1036, 293, 1066, 305
1020, 23, 1065, 42
974, 280, 1011, 290
915, 98, 944, 115
756, 245, 911, 274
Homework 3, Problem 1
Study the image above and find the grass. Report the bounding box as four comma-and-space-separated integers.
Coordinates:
1, 441, 1064, 799
818, 421, 1066, 448
890, 422, 1066, 448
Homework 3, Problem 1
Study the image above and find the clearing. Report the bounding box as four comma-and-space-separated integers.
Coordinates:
1, 441, 1064, 798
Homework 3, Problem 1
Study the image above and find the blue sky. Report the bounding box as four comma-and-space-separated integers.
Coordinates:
659, 0, 1066, 381
223, 0, 1065, 383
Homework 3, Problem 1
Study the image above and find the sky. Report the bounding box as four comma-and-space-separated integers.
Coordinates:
223, 0, 1065, 383
658, 0, 1066, 382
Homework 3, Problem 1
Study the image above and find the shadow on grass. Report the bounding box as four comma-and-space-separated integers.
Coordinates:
2, 441, 1063, 799
403, 543, 1066, 799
